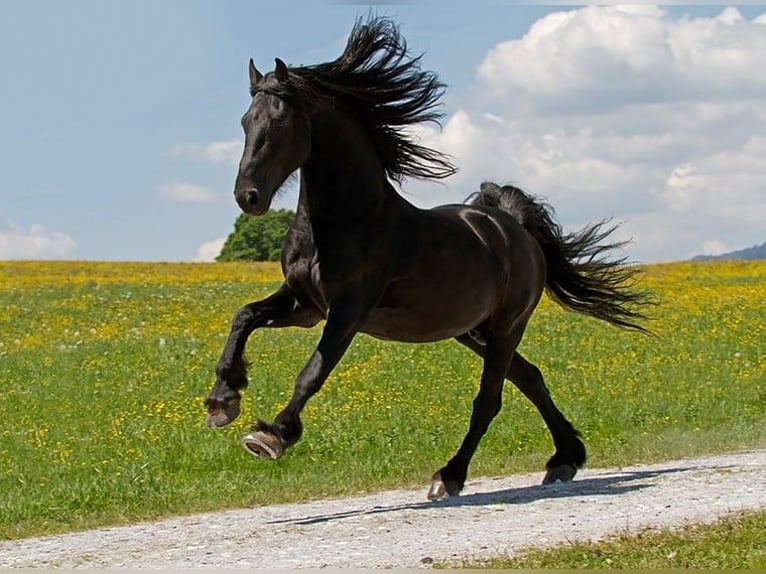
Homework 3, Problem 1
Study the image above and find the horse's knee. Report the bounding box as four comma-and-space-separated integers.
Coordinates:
231, 304, 256, 330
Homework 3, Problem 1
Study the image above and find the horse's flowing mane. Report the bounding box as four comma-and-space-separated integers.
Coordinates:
275, 16, 457, 183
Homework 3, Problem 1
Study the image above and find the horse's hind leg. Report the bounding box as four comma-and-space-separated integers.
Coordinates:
428, 334, 516, 500
455, 335, 586, 484
507, 353, 586, 483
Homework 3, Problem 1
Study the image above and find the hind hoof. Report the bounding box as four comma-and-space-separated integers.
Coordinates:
427, 479, 448, 501
543, 464, 578, 484
427, 471, 462, 500
241, 431, 284, 460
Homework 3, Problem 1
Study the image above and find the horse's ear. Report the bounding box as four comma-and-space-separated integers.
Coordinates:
249, 58, 264, 90
274, 58, 289, 83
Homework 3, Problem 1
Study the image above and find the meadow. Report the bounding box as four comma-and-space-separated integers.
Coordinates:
464, 509, 766, 569
0, 259, 764, 540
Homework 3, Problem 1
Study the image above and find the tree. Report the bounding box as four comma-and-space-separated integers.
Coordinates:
216, 209, 295, 262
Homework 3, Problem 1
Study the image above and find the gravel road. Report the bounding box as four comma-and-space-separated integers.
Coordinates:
2, 448, 764, 568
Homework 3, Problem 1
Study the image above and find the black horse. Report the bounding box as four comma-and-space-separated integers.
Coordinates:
205, 17, 651, 499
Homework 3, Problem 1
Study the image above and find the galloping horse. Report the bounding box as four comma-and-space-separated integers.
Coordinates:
205, 17, 650, 499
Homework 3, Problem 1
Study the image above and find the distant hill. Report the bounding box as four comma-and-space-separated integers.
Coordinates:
692, 241, 766, 261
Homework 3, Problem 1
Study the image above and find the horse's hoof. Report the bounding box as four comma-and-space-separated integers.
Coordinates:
543, 464, 578, 484
427, 472, 462, 501
241, 431, 284, 460
205, 397, 241, 428
427, 478, 448, 501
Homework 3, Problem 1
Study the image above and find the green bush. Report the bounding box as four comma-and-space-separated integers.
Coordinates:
217, 209, 295, 262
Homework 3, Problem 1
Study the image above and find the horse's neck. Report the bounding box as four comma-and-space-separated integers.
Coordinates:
300, 110, 391, 220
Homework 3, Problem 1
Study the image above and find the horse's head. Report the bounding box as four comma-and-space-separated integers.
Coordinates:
234, 58, 311, 216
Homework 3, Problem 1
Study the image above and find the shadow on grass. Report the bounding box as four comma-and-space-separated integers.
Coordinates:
267, 464, 720, 526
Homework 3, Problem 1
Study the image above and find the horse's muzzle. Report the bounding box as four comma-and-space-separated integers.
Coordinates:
235, 187, 270, 216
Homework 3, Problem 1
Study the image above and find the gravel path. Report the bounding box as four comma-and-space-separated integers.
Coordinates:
2, 449, 765, 568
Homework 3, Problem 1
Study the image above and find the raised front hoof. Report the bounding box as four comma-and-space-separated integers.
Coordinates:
427, 471, 463, 501
542, 464, 578, 485
241, 430, 284, 460
205, 396, 241, 428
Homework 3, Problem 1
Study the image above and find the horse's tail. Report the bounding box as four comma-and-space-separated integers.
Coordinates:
470, 182, 653, 333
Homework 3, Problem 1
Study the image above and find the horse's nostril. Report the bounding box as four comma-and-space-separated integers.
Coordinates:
235, 185, 269, 215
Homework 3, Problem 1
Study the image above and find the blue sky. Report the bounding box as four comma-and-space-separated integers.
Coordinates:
2, 3, 765, 263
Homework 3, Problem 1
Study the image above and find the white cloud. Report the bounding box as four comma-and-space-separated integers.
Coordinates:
478, 6, 766, 112
168, 139, 242, 166
717, 6, 744, 25
405, 6, 766, 263
0, 213, 77, 259
483, 113, 504, 124
657, 162, 706, 213
700, 239, 729, 256
656, 137, 766, 223
193, 237, 226, 262
157, 182, 219, 203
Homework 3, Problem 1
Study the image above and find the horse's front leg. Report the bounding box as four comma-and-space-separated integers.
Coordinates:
205, 283, 320, 428
240, 296, 363, 459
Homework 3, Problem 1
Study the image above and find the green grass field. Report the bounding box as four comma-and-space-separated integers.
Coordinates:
459, 509, 766, 569
1, 259, 764, 541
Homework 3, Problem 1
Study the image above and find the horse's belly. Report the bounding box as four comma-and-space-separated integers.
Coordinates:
358, 255, 509, 342
360, 313, 464, 342
360, 297, 492, 343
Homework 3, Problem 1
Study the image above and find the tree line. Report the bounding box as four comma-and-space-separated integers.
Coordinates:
216, 209, 295, 262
